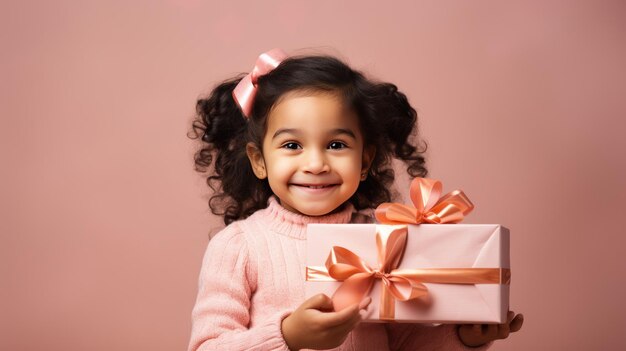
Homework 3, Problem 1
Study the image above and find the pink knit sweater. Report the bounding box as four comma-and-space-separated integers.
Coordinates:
188, 197, 492, 351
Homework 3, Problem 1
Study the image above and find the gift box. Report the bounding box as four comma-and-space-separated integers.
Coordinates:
305, 223, 510, 324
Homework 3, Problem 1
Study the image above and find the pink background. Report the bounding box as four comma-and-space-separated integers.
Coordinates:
3, 1, 625, 350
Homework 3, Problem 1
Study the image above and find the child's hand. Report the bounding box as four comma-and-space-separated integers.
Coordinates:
457, 311, 524, 347
281, 294, 371, 351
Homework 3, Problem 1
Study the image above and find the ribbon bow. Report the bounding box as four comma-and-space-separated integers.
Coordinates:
325, 225, 427, 319
375, 177, 474, 224
232, 48, 288, 118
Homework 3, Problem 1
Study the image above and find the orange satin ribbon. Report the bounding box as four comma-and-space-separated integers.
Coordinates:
375, 178, 474, 224
306, 225, 510, 320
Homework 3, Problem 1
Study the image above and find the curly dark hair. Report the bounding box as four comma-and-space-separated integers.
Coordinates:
189, 54, 427, 225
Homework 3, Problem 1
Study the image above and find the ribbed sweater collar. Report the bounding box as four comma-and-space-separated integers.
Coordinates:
255, 196, 354, 239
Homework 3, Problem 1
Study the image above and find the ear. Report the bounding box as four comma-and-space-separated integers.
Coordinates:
246, 142, 267, 179
361, 145, 376, 177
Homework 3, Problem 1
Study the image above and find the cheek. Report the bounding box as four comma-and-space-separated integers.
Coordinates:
267, 158, 296, 179
339, 155, 363, 182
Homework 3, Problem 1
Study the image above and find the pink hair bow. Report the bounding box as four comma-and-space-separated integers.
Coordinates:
232, 48, 288, 118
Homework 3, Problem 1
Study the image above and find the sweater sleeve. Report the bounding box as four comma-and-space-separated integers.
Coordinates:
385, 323, 493, 351
187, 224, 291, 351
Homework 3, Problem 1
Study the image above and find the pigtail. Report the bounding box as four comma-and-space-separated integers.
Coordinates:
191, 76, 245, 166
189, 76, 271, 225
376, 83, 428, 178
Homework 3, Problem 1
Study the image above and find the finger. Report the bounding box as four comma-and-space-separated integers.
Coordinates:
485, 324, 498, 340
329, 310, 363, 339
318, 302, 361, 327
507, 311, 515, 323
359, 296, 372, 310
303, 293, 334, 311
344, 309, 364, 330
458, 324, 481, 335
497, 323, 510, 339
509, 314, 524, 333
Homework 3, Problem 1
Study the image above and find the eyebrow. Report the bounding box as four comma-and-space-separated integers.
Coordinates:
272, 128, 357, 140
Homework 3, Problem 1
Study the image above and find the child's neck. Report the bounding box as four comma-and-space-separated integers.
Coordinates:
254, 196, 355, 239
277, 198, 350, 218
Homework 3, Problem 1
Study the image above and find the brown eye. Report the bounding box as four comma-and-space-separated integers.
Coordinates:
328, 141, 347, 149
282, 142, 301, 150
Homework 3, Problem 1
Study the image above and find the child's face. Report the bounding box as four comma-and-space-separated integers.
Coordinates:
247, 92, 374, 216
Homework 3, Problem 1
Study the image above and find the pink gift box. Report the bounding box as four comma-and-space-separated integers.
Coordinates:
305, 224, 510, 324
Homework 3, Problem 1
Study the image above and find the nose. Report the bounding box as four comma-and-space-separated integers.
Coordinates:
302, 149, 330, 174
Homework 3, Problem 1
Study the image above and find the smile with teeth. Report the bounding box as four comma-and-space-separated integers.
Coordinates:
292, 184, 338, 190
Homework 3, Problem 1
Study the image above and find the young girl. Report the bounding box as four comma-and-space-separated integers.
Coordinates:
187, 49, 522, 351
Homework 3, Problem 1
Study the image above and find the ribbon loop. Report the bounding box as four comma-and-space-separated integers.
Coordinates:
410, 178, 442, 213
326, 246, 373, 279
375, 178, 474, 224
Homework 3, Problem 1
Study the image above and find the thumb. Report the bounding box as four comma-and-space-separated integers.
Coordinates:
509, 314, 524, 333
302, 294, 334, 311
